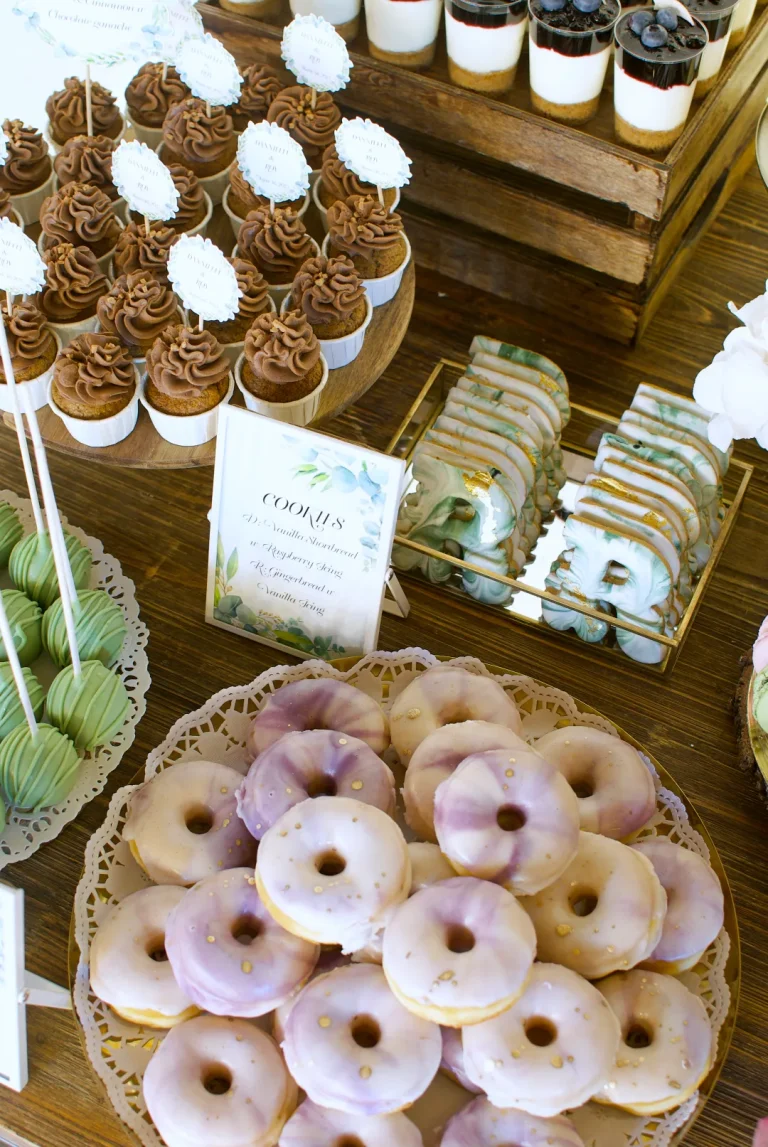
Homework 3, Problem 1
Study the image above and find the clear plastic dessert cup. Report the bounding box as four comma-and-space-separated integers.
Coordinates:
47, 363, 140, 448
234, 352, 329, 427
0, 331, 61, 415
528, 0, 621, 125
222, 184, 310, 241
687, 0, 739, 95
9, 168, 54, 226
219, 0, 281, 15
156, 143, 233, 208
364, 0, 443, 68
289, 0, 362, 40
321, 232, 411, 307
140, 371, 235, 447
445, 0, 529, 94
728, 0, 757, 48
280, 292, 373, 368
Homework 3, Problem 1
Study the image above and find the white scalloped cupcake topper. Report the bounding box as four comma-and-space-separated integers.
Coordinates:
148, 0, 204, 65
167, 234, 241, 323
281, 14, 352, 92
237, 122, 312, 207
335, 118, 412, 191
176, 31, 242, 107
112, 140, 179, 222
0, 218, 46, 297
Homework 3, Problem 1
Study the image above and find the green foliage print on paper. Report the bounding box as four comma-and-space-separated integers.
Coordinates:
213, 535, 239, 609
213, 590, 347, 660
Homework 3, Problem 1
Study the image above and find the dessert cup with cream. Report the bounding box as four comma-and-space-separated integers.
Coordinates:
191, 257, 275, 369
288, 0, 362, 41
445, 0, 529, 93
159, 98, 237, 206
364, 0, 443, 68
528, 0, 620, 125
222, 162, 309, 240
39, 242, 110, 347
283, 253, 372, 368
141, 324, 233, 447
235, 310, 329, 426
236, 206, 320, 308
267, 86, 342, 166
45, 78, 124, 152
125, 164, 212, 239
728, 0, 757, 47
687, 0, 739, 96
97, 271, 182, 363
53, 134, 120, 204
40, 181, 121, 274
218, 0, 281, 16
0, 119, 54, 226
313, 143, 399, 232
227, 64, 283, 133
112, 220, 179, 284
48, 332, 139, 447
125, 63, 190, 148
325, 194, 410, 307
0, 301, 59, 414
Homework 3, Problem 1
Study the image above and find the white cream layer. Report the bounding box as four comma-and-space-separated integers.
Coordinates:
528, 36, 611, 104
730, 0, 757, 34
364, 0, 442, 52
697, 29, 731, 82
290, 0, 361, 20
613, 62, 695, 131
446, 12, 527, 73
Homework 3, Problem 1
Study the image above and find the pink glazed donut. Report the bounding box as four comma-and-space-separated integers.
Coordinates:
165, 868, 319, 1017
236, 729, 396, 840
246, 679, 390, 762
279, 1099, 424, 1147
440, 1027, 482, 1093
143, 1015, 297, 1147
441, 1098, 585, 1147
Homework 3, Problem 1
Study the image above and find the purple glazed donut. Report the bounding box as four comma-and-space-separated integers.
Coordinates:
441, 1097, 585, 1147
279, 1099, 424, 1147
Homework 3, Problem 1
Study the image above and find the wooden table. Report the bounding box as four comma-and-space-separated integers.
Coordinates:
1, 168, 767, 1147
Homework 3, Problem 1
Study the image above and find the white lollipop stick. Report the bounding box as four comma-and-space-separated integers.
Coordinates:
0, 309, 45, 535
0, 593, 38, 738
85, 64, 94, 138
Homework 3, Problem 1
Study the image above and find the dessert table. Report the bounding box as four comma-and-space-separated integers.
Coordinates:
0, 164, 767, 1147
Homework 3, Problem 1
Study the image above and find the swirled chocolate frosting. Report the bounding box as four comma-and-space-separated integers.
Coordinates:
245, 310, 320, 386
41, 242, 109, 323
321, 143, 378, 204
46, 78, 122, 144
147, 324, 229, 399
113, 220, 178, 282
267, 86, 341, 161
166, 164, 206, 231
327, 195, 404, 260
292, 254, 365, 326
230, 257, 269, 321
54, 332, 135, 408
125, 63, 189, 128
0, 190, 13, 219
0, 302, 55, 380
162, 98, 235, 170
97, 271, 179, 350
237, 206, 313, 280
53, 135, 117, 200
228, 64, 282, 132
40, 182, 120, 252
0, 120, 51, 194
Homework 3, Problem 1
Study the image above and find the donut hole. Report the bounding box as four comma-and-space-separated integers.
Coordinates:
316, 850, 346, 877
145, 936, 168, 963
497, 804, 527, 832
307, 774, 338, 798
446, 924, 475, 954
335, 1138, 365, 1147
571, 778, 595, 799
569, 888, 599, 917
185, 806, 214, 835
350, 1014, 381, 1049
624, 1023, 653, 1050
524, 1017, 558, 1047
231, 914, 262, 946
202, 1065, 232, 1095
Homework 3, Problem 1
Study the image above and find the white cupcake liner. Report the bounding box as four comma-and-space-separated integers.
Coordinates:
280, 291, 373, 369
47, 364, 141, 448
47, 310, 100, 349
140, 370, 234, 447
44, 116, 126, 158
10, 168, 55, 226
123, 189, 213, 239
10, 208, 24, 231
234, 351, 329, 426
156, 143, 232, 207
125, 117, 163, 149
312, 178, 401, 234
321, 232, 411, 308
0, 330, 61, 414
222, 184, 310, 241
38, 217, 123, 276
217, 296, 277, 370
231, 238, 321, 309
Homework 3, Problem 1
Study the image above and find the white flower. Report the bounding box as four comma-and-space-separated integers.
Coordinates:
693, 341, 768, 451
728, 279, 768, 348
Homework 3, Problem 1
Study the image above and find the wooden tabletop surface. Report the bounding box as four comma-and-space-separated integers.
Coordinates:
1, 169, 768, 1147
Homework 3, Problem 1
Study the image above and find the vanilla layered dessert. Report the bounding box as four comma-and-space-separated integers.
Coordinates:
364, 0, 443, 68
528, 0, 620, 124
289, 0, 362, 40
728, 0, 757, 47
614, 7, 708, 150
445, 0, 528, 93
687, 0, 739, 95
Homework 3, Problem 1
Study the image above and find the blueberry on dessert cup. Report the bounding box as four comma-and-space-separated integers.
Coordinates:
235, 310, 328, 427
39, 242, 110, 347
39, 182, 122, 275
282, 253, 373, 369
222, 162, 309, 242
190, 258, 275, 370
0, 301, 59, 415
141, 324, 234, 447
324, 194, 411, 308
227, 64, 283, 134
614, 7, 708, 151
112, 220, 179, 284
235, 206, 320, 309
45, 78, 125, 154
528, 0, 620, 125
445, 0, 529, 94
125, 63, 190, 149
97, 271, 183, 364
48, 332, 139, 448
125, 164, 212, 239
0, 120, 54, 226
53, 135, 120, 205
159, 98, 237, 206
289, 0, 362, 41
267, 86, 342, 167
686, 0, 739, 96
313, 143, 399, 233
363, 0, 443, 68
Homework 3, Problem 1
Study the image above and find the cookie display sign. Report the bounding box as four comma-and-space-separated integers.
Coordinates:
176, 31, 243, 108
112, 140, 179, 222
281, 14, 353, 92
336, 118, 412, 193
0, 219, 46, 299
237, 122, 312, 209
167, 234, 241, 324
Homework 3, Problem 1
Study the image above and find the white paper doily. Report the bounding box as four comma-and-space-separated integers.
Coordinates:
0, 489, 150, 869
72, 650, 734, 1147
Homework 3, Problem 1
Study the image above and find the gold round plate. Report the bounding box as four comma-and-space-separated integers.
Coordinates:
747, 670, 768, 791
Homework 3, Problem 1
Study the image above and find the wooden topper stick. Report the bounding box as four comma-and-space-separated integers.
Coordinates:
85, 64, 94, 139
206, 101, 212, 118
162, 61, 168, 83
198, 314, 204, 332
0, 593, 38, 737
144, 215, 151, 237
310, 87, 317, 110
5, 290, 12, 319
0, 310, 44, 534
377, 185, 385, 209
269, 197, 276, 216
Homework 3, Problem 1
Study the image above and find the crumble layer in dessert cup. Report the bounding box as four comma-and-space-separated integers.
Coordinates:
231, 238, 322, 309
95, 307, 187, 370
156, 143, 233, 207
280, 292, 373, 368
312, 178, 401, 234
364, 0, 442, 68
289, 0, 361, 39
0, 331, 61, 415
124, 190, 213, 239
216, 296, 277, 371
47, 364, 140, 448
614, 111, 689, 150
321, 232, 411, 307
9, 168, 54, 226
219, 0, 281, 14
234, 352, 329, 426
222, 184, 310, 241
47, 311, 101, 350
38, 220, 123, 278
125, 118, 163, 149
528, 3, 618, 126
140, 371, 234, 446
728, 0, 757, 45
445, 0, 528, 94
44, 116, 126, 157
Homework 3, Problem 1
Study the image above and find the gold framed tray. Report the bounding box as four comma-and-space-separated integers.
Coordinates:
386, 359, 753, 673
747, 671, 768, 794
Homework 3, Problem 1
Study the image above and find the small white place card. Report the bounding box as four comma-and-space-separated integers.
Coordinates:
0, 218, 46, 297
237, 122, 312, 206
335, 118, 412, 191
282, 14, 352, 92
176, 31, 243, 107
168, 234, 241, 323
207, 406, 406, 660
112, 140, 179, 222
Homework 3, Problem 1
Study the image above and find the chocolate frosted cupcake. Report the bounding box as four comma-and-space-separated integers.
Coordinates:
161, 98, 237, 179
125, 63, 190, 132
192, 258, 272, 357
113, 220, 178, 283
97, 271, 180, 360
289, 253, 371, 368
0, 300, 59, 415
237, 206, 317, 297
326, 194, 406, 279
40, 242, 109, 329
128, 164, 209, 235
228, 64, 283, 133
318, 143, 397, 213
240, 310, 325, 409
46, 78, 123, 147
0, 120, 52, 195
50, 332, 138, 446
53, 135, 118, 201
267, 86, 341, 165
143, 325, 231, 448
225, 162, 306, 225
40, 182, 120, 261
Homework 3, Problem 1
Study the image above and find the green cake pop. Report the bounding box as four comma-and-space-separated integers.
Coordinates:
46, 660, 131, 751
0, 589, 43, 666
0, 798, 5, 833
42, 589, 127, 670
0, 722, 80, 811
0, 503, 23, 568
9, 529, 92, 610
0, 663, 44, 740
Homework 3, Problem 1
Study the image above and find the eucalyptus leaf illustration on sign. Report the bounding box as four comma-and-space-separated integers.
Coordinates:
11, 0, 184, 67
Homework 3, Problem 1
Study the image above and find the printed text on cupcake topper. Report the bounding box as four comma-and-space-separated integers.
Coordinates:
176, 31, 243, 107
335, 118, 412, 192
237, 122, 312, 208
281, 15, 352, 93
112, 141, 180, 222
168, 235, 241, 324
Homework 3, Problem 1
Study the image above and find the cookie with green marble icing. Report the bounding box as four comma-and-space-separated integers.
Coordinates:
0, 503, 23, 567
46, 660, 130, 751
0, 589, 43, 666
0, 663, 45, 740
9, 529, 92, 609
0, 722, 79, 810
42, 589, 127, 669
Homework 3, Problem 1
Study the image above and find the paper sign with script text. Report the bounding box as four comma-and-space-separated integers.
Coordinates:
12, 0, 181, 67
207, 405, 405, 660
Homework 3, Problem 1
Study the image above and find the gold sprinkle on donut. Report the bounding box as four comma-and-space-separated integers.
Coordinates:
339, 738, 348, 745
236, 839, 242, 846
439, 970, 454, 981
223, 818, 230, 827
286, 787, 293, 795
351, 780, 363, 790
509, 757, 516, 764
242, 961, 252, 974
506, 769, 514, 777
220, 787, 228, 794
551, 1056, 564, 1069
248, 877, 256, 885
407, 708, 421, 719
206, 935, 215, 943
556, 924, 572, 936
511, 1050, 521, 1059
359, 1066, 372, 1079
318, 1016, 331, 1028
314, 886, 323, 894
572, 948, 581, 956
295, 823, 302, 829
